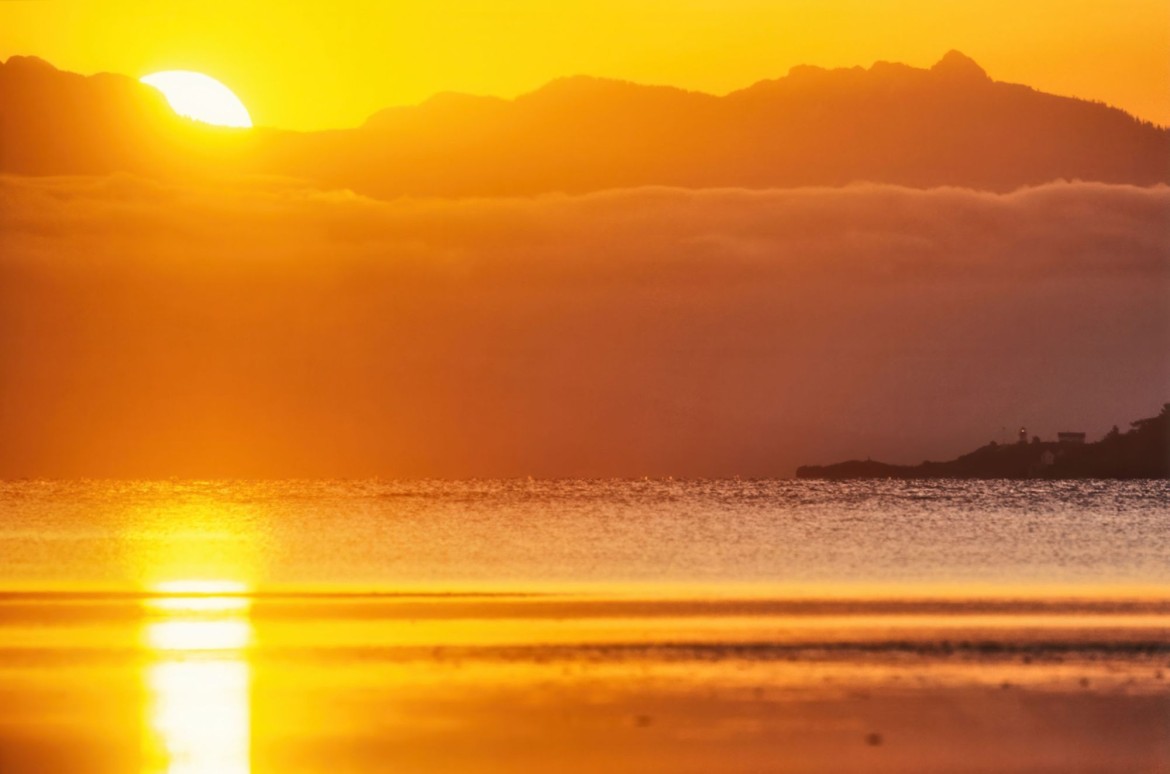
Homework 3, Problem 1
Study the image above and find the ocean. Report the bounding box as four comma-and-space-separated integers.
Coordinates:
1, 479, 1167, 772
3, 478, 1168, 592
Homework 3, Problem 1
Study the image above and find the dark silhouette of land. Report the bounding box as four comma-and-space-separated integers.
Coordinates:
797, 405, 1170, 479
3, 51, 1168, 195
0, 55, 199, 175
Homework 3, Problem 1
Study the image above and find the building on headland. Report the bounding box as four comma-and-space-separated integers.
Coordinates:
798, 405, 1169, 479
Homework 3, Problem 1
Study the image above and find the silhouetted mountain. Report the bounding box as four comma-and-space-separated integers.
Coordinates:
0, 56, 253, 176
3, 52, 1168, 195
796, 404, 1170, 479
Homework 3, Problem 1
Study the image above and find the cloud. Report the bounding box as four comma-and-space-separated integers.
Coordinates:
0, 176, 1167, 476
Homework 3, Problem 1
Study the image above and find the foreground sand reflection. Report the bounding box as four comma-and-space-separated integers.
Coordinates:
142, 583, 252, 774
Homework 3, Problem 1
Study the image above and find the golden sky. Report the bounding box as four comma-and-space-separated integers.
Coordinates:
2, 0, 1167, 130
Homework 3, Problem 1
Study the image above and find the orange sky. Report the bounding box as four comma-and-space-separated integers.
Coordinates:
1, 0, 1167, 130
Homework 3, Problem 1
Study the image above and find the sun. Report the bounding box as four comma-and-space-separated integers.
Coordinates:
140, 71, 253, 128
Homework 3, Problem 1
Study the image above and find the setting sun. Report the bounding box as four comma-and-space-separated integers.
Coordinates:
0, 1, 1167, 772
140, 70, 252, 128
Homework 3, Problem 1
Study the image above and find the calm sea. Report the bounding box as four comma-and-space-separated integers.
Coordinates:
2, 479, 1167, 594
2, 479, 1168, 773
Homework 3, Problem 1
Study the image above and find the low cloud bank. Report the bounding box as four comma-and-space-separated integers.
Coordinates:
1, 177, 1167, 476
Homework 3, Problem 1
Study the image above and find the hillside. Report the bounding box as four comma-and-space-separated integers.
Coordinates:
796, 404, 1170, 479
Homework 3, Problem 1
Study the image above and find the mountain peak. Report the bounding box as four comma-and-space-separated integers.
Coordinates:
527, 75, 642, 99
1, 55, 59, 75
3, 53, 1166, 193
931, 50, 989, 81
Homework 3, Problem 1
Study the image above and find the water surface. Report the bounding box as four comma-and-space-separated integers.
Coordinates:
2, 479, 1167, 593
1, 480, 1167, 773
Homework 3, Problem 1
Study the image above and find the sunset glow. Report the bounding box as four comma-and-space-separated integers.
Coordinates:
154, 580, 250, 596
0, 1, 1167, 772
143, 590, 252, 774
2, 0, 1167, 129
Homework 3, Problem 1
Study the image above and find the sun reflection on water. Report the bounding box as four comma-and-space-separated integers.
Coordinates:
142, 582, 253, 774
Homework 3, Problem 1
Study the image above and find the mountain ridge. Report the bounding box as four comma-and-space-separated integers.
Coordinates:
2, 52, 1167, 196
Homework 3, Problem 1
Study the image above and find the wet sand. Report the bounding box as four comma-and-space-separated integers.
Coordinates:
0, 594, 1167, 773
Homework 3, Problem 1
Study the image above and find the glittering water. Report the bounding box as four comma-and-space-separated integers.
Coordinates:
1, 479, 1168, 774
1, 479, 1167, 593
